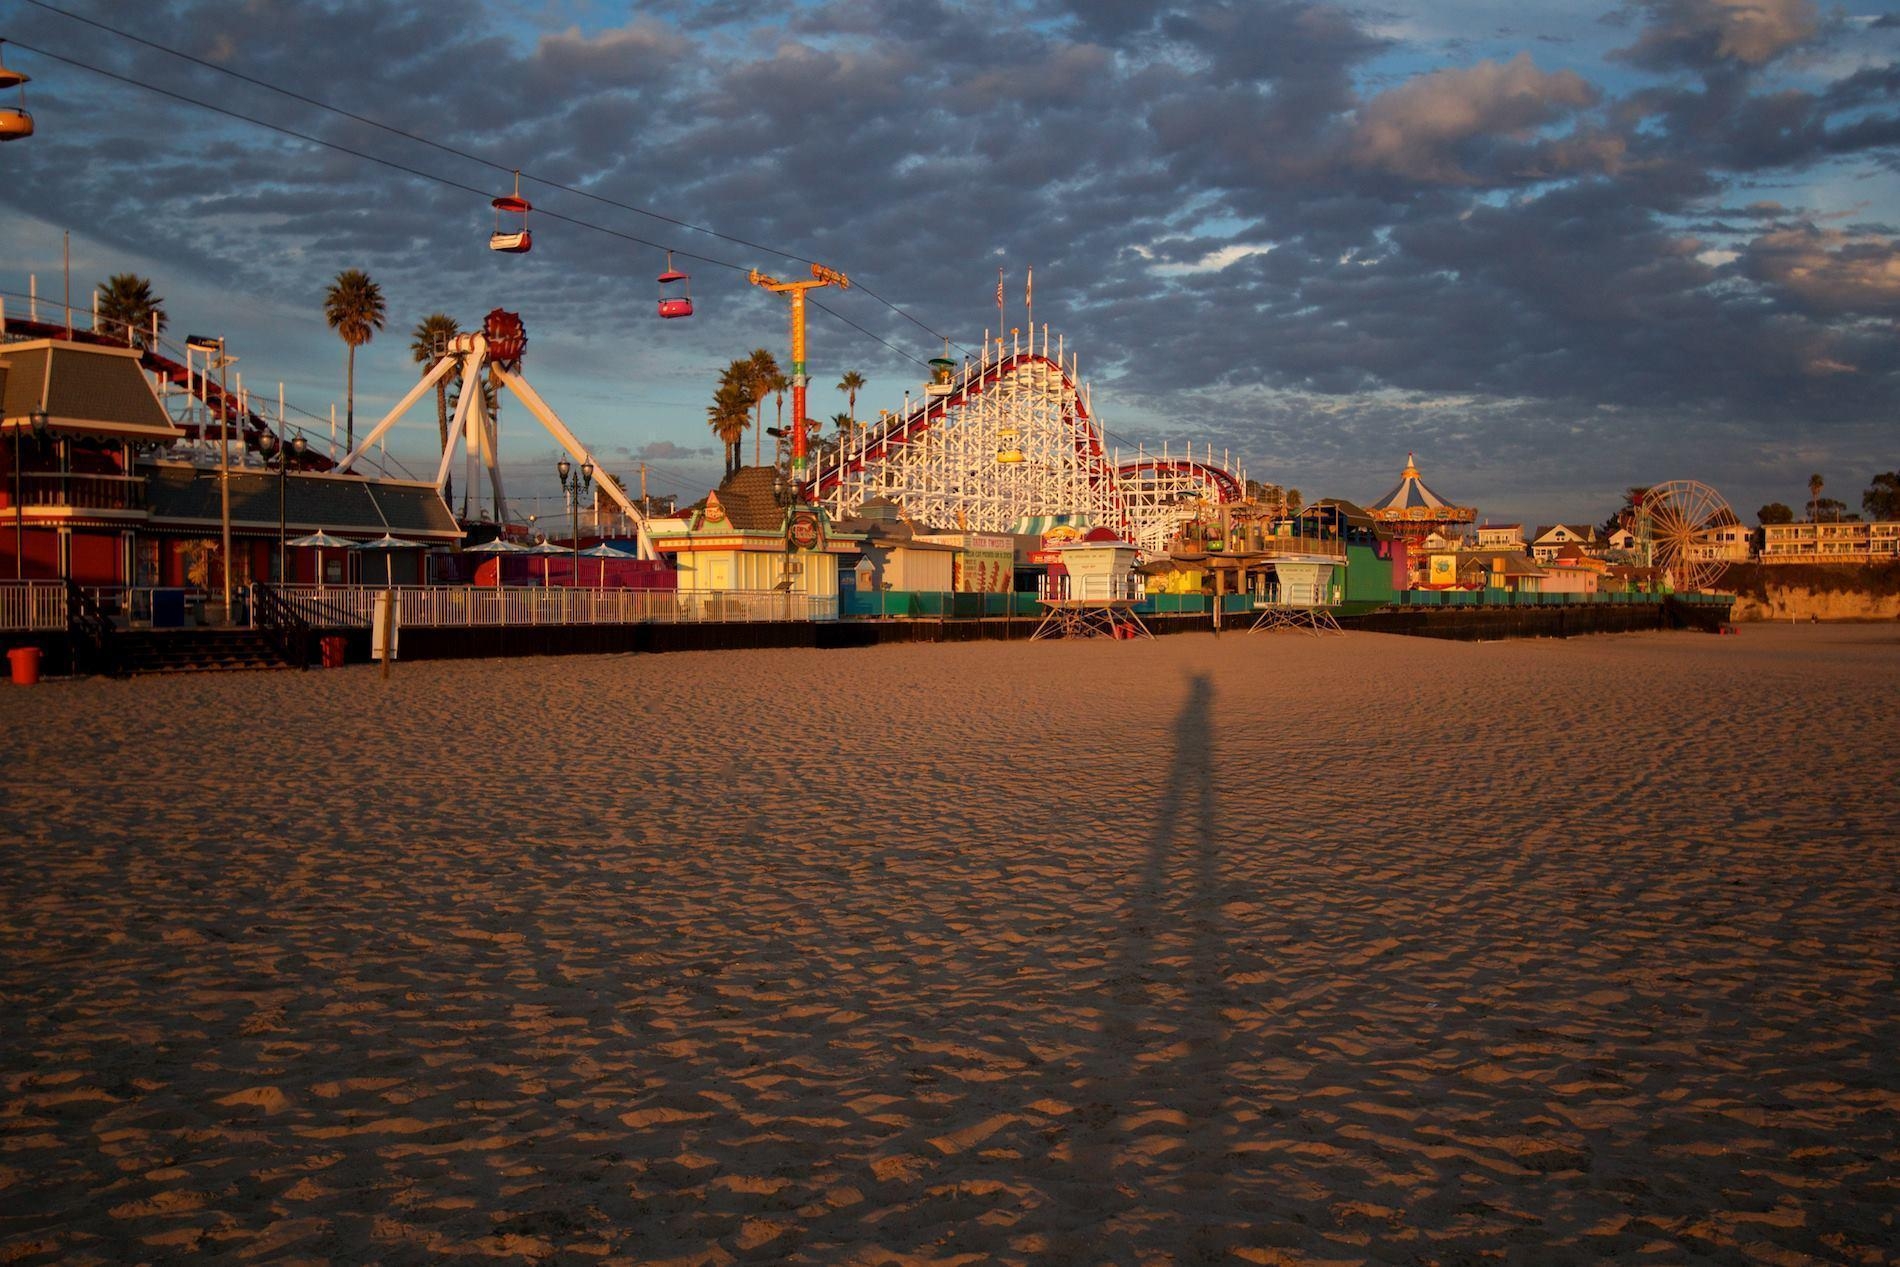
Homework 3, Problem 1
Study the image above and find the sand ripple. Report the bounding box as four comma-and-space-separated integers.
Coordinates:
2, 625, 1896, 1263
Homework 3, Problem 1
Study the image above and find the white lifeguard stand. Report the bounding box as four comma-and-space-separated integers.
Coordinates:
1032, 573, 1151, 640
1250, 557, 1342, 635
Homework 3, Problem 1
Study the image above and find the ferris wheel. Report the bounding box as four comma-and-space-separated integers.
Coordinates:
1635, 479, 1735, 592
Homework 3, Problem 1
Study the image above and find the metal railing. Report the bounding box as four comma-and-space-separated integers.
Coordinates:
64, 581, 117, 676
251, 584, 317, 667
0, 580, 66, 631
0, 472, 147, 512
1038, 574, 1147, 602
258, 584, 840, 628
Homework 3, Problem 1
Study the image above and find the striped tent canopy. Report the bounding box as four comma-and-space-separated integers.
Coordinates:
1368, 453, 1476, 524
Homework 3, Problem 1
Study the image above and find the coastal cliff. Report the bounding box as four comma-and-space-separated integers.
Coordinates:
1723, 562, 1900, 622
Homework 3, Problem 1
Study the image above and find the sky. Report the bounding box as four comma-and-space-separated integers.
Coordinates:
2, 0, 1896, 526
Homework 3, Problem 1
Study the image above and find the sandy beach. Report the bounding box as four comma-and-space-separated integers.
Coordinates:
1, 624, 1895, 1264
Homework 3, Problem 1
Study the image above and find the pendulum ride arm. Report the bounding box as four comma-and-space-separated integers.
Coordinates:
434, 349, 482, 492
490, 366, 657, 561
336, 352, 460, 473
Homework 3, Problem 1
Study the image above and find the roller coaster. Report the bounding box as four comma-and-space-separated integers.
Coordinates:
805, 328, 1244, 551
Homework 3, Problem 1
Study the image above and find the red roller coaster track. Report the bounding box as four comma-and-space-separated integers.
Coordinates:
5, 318, 334, 470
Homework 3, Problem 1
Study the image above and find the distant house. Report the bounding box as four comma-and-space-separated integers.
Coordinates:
1475, 523, 1525, 549
1694, 509, 1753, 563
1530, 523, 1598, 562
1474, 550, 1547, 593
1541, 545, 1603, 594
1603, 527, 1636, 552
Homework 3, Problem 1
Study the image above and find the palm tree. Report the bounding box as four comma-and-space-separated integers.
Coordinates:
837, 370, 865, 428
1807, 472, 1824, 523
707, 362, 753, 478
409, 313, 461, 460
95, 274, 166, 349
745, 348, 779, 466
830, 410, 854, 436
323, 269, 387, 453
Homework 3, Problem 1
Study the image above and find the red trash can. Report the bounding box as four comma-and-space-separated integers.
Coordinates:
8, 646, 42, 686
320, 636, 346, 668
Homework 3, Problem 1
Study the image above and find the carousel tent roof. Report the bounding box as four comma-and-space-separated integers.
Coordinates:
1369, 453, 1464, 513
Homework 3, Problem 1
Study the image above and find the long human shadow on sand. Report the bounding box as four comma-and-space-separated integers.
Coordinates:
1052, 671, 1234, 1258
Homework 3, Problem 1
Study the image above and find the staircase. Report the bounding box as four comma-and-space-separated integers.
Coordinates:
113, 628, 295, 674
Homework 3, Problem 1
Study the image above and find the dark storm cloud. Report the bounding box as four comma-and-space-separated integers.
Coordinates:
3, 0, 1894, 519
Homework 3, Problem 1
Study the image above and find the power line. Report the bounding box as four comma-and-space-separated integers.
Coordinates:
8, 38, 942, 370
19, 0, 963, 347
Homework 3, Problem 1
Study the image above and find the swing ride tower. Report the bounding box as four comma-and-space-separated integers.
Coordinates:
748, 263, 849, 476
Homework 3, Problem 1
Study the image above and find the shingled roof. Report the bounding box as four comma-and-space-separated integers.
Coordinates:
143, 464, 460, 539
693, 466, 787, 532
0, 340, 182, 439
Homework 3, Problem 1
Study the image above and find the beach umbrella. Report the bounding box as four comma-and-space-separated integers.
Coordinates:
465, 536, 529, 589
351, 533, 423, 588
286, 530, 354, 590
577, 541, 635, 588
523, 539, 567, 587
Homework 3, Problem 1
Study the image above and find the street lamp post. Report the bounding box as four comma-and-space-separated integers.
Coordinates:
773, 466, 795, 620
557, 457, 593, 584
257, 431, 306, 584
186, 335, 236, 622
13, 408, 49, 579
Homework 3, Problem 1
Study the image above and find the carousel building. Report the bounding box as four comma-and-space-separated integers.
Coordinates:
1366, 453, 1476, 584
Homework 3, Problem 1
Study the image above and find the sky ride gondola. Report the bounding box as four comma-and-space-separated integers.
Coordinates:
490, 170, 532, 253
657, 251, 693, 318
0, 42, 34, 142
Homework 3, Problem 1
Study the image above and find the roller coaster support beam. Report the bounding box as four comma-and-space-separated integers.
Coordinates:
748, 263, 848, 476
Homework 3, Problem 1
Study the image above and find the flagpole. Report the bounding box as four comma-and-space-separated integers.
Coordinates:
1026, 265, 1033, 341
996, 267, 1004, 345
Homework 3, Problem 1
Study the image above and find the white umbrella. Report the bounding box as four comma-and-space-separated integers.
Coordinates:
577, 541, 636, 588
351, 534, 422, 588
523, 539, 567, 587
465, 537, 529, 589
287, 530, 354, 590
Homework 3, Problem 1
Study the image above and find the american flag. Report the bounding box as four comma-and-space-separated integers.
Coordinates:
995, 269, 1004, 308
1025, 266, 1033, 309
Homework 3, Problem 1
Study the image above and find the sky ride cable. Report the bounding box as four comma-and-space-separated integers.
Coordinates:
16, 0, 963, 350
8, 39, 941, 372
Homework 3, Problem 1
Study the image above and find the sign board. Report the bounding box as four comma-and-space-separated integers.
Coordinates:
371, 590, 399, 661
788, 511, 822, 550
701, 492, 727, 524
1428, 554, 1457, 586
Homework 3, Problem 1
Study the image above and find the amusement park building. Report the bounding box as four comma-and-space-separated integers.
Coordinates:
2, 337, 459, 592
648, 466, 861, 606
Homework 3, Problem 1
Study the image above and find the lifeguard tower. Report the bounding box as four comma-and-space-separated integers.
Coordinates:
1250, 554, 1342, 635
1032, 530, 1149, 639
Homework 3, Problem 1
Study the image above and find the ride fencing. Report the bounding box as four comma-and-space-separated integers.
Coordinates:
259, 584, 838, 628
